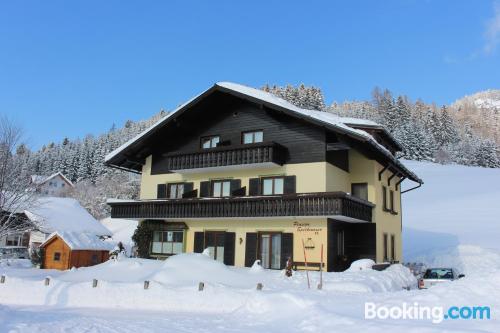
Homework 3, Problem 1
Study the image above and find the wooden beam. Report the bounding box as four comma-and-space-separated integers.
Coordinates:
388, 172, 399, 186
395, 177, 406, 191
326, 142, 350, 151
378, 165, 389, 181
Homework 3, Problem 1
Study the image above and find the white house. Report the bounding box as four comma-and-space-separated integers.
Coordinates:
30, 172, 74, 196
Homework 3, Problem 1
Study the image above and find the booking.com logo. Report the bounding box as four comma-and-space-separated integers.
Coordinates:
365, 302, 491, 324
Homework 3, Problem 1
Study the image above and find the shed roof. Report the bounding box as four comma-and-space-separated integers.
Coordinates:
40, 231, 114, 251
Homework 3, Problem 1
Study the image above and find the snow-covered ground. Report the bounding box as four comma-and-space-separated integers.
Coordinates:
402, 160, 500, 261
1, 161, 499, 332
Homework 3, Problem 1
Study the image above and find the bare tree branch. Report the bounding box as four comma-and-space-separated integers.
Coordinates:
0, 116, 39, 240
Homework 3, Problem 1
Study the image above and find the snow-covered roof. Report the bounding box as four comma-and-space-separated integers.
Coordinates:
40, 231, 114, 251
24, 197, 111, 236
105, 82, 422, 183
30, 172, 74, 187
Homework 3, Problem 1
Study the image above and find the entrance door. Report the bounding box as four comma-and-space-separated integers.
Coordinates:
327, 220, 376, 272
205, 232, 225, 263
259, 233, 281, 269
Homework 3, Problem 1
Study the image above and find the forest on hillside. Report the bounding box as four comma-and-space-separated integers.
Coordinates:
10, 84, 500, 218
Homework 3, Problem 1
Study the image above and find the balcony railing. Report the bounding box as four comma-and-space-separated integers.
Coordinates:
108, 192, 374, 222
163, 142, 287, 171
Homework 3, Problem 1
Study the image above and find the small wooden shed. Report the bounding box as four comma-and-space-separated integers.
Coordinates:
40, 232, 113, 270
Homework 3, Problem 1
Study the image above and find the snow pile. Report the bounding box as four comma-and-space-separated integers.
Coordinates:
25, 197, 111, 236
0, 254, 416, 312
346, 258, 374, 271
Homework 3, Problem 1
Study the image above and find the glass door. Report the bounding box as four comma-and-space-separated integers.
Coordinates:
205, 232, 225, 263
259, 233, 281, 269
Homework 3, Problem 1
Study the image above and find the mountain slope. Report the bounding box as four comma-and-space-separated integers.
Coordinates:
402, 160, 500, 260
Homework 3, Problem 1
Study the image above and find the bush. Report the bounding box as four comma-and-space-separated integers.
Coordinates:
132, 223, 153, 258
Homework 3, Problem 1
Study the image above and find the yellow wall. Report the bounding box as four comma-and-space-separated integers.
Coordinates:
140, 156, 330, 199
139, 149, 403, 264
349, 150, 402, 262
158, 218, 329, 268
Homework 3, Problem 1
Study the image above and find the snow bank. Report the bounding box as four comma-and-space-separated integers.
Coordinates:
0, 254, 416, 312
346, 258, 375, 271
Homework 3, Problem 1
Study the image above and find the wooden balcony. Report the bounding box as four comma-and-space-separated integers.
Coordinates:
163, 142, 287, 172
108, 192, 374, 222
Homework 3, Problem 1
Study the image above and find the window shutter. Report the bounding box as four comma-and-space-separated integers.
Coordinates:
182, 189, 198, 198
382, 186, 388, 211
184, 182, 194, 193
157, 184, 167, 199
232, 186, 246, 197
244, 232, 258, 267
200, 181, 210, 197
230, 179, 242, 196
280, 233, 293, 269
249, 178, 261, 196
193, 232, 204, 253
223, 232, 236, 266
284, 176, 296, 194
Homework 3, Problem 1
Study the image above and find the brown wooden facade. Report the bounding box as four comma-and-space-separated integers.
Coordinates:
41, 235, 109, 270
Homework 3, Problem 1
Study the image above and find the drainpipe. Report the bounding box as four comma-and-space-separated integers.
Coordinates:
401, 182, 422, 194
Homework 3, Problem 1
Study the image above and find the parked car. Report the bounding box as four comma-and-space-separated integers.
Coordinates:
418, 268, 464, 289
0, 246, 30, 259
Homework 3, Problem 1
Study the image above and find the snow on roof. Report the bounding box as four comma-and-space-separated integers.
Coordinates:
24, 197, 111, 236
41, 231, 114, 251
30, 175, 47, 185
30, 172, 74, 187
105, 82, 422, 183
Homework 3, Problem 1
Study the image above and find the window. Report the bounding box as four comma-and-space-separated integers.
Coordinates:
382, 186, 389, 211
201, 136, 220, 149
262, 177, 284, 195
383, 233, 388, 261
351, 183, 368, 201
168, 183, 185, 199
389, 190, 396, 214
242, 130, 263, 144
212, 180, 231, 197
205, 231, 225, 262
53, 252, 61, 261
91, 254, 98, 265
390, 234, 395, 261
5, 234, 21, 246
61, 183, 65, 187
259, 233, 281, 269
151, 231, 184, 255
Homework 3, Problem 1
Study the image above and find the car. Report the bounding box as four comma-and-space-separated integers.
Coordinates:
0, 246, 30, 260
418, 268, 465, 289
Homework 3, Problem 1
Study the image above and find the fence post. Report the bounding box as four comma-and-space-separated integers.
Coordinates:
92, 279, 98, 288
44, 277, 50, 286
198, 282, 204, 291
0, 275, 5, 284
256, 283, 263, 291
144, 281, 150, 290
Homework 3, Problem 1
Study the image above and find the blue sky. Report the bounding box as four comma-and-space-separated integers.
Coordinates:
0, 1, 499, 148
